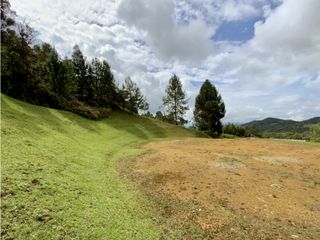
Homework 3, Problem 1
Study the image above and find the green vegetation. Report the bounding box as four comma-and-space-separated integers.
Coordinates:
309, 124, 320, 142
223, 123, 261, 138
120, 77, 149, 114
1, 0, 318, 238
194, 80, 226, 136
1, 94, 202, 239
243, 117, 320, 141
162, 74, 189, 125
1, 1, 146, 116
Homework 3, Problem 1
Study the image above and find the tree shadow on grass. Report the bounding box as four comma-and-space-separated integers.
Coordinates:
2, 95, 170, 142
107, 112, 168, 140
1, 96, 68, 136
1, 95, 104, 137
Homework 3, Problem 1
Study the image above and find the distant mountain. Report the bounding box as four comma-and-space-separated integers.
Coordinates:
302, 117, 320, 125
242, 117, 320, 133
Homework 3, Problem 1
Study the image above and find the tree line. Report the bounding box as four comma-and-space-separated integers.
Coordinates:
145, 76, 226, 137
1, 1, 150, 118
1, 0, 226, 136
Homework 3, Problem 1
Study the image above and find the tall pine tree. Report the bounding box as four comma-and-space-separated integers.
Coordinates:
99, 60, 117, 106
90, 58, 117, 107
121, 77, 148, 114
194, 80, 225, 136
163, 74, 189, 125
71, 45, 87, 101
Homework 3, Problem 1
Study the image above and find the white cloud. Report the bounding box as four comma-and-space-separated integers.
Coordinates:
10, 0, 320, 123
174, 0, 268, 24
118, 0, 215, 61
220, 0, 259, 21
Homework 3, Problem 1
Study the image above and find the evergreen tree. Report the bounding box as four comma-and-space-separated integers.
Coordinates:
33, 43, 67, 107
155, 111, 165, 121
1, 1, 120, 115
99, 60, 117, 106
59, 58, 77, 101
121, 77, 149, 114
194, 80, 226, 136
85, 62, 94, 102
90, 58, 117, 107
90, 57, 102, 102
162, 74, 189, 125
1, 0, 36, 100
71, 45, 87, 101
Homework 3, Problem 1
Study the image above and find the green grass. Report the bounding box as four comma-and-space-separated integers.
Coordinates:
1, 94, 203, 239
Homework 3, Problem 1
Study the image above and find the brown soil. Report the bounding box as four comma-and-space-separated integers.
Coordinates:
133, 138, 320, 239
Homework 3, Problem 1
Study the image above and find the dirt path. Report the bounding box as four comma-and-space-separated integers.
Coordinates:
133, 138, 320, 239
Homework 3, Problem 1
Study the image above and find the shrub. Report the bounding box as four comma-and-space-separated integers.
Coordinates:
223, 124, 261, 137
65, 101, 112, 120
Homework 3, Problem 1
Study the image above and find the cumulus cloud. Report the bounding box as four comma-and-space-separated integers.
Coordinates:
10, 0, 320, 122
252, 0, 320, 55
202, 0, 320, 89
174, 0, 267, 24
220, 0, 259, 21
118, 0, 214, 61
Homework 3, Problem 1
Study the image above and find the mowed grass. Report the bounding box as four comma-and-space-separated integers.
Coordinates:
1, 94, 202, 239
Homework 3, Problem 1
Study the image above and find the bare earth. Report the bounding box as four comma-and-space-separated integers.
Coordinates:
134, 138, 320, 239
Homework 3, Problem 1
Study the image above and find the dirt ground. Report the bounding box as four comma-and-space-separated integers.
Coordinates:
133, 138, 320, 239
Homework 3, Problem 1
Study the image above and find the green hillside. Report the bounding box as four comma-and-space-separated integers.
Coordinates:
242, 117, 320, 141
242, 117, 320, 133
1, 94, 203, 239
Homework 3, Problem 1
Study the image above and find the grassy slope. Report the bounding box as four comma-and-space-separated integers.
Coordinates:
1, 94, 202, 239
243, 117, 320, 133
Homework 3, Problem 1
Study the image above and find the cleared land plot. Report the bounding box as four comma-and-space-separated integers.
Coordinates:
133, 138, 320, 239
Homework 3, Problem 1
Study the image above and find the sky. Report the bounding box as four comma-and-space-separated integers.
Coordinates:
10, 0, 320, 123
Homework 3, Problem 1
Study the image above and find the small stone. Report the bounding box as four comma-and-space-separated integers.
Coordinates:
271, 183, 282, 189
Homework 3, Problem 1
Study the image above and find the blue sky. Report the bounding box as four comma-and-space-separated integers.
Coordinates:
11, 0, 320, 122
213, 17, 260, 42
213, 1, 281, 42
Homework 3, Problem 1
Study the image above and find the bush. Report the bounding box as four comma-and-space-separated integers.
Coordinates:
223, 124, 261, 137
223, 123, 248, 137
65, 101, 112, 120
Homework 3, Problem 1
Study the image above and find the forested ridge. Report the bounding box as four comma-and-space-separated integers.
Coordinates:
1, 0, 226, 136
242, 117, 320, 141
1, 0, 149, 119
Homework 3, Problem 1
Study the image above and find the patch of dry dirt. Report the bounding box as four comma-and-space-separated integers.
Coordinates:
134, 138, 320, 238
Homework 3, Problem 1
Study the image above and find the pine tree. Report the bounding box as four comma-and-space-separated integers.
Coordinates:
71, 45, 87, 101
90, 58, 117, 107
100, 60, 117, 106
162, 74, 189, 125
194, 80, 226, 136
33, 43, 66, 106
121, 77, 149, 114
85, 62, 94, 103
59, 58, 77, 101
